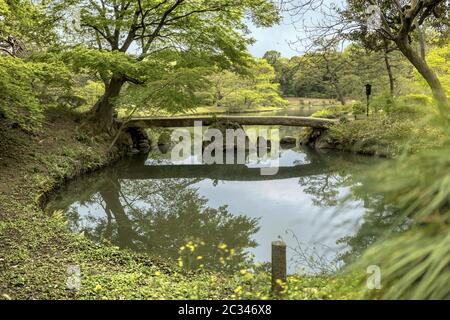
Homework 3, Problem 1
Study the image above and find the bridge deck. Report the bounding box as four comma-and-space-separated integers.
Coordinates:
125, 115, 337, 129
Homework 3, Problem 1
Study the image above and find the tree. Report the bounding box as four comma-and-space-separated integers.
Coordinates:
417, 42, 450, 95
203, 59, 288, 111
0, 0, 63, 57
263, 50, 293, 95
345, 0, 450, 114
290, 47, 353, 104
63, 0, 280, 130
0, 0, 71, 128
286, 0, 450, 114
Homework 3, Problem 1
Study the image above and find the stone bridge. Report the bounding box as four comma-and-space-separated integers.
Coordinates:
125, 115, 337, 129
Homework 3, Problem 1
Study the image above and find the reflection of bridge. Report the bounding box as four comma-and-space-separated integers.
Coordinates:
118, 163, 329, 181
125, 115, 337, 129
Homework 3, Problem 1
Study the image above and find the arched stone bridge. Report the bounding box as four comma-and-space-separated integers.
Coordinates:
125, 115, 337, 129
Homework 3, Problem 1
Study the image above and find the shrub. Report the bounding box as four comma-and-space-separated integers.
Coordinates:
326, 111, 443, 157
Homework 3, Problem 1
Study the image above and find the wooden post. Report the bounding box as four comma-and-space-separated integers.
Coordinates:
271, 240, 287, 294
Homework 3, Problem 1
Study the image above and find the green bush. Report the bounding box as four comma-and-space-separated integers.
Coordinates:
352, 101, 365, 115
371, 92, 394, 113
326, 112, 443, 157
398, 93, 432, 106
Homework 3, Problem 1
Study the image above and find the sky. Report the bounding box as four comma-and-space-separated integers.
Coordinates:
247, 18, 301, 58
247, 0, 345, 58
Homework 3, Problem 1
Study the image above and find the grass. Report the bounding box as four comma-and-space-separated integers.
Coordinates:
308, 97, 444, 157
315, 95, 450, 299
0, 106, 359, 300
3, 100, 447, 300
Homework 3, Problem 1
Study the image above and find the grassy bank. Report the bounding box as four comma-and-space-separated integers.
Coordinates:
0, 107, 359, 300
307, 96, 444, 158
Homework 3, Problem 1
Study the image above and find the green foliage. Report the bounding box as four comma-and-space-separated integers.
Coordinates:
416, 43, 450, 96
263, 50, 294, 96
0, 0, 74, 129
0, 0, 61, 51
352, 101, 366, 115
264, 44, 404, 101
358, 230, 450, 299
54, 0, 281, 119
201, 59, 287, 111
0, 55, 71, 129
312, 103, 352, 118
317, 98, 443, 157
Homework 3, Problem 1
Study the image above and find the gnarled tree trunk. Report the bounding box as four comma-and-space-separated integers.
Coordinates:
92, 74, 125, 131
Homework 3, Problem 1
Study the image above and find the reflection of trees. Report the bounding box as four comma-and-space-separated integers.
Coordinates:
294, 148, 411, 268
50, 145, 407, 273
337, 195, 410, 265
54, 167, 259, 272
298, 174, 347, 207
297, 148, 356, 207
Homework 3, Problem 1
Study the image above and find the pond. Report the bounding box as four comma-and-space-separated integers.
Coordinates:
47, 125, 381, 275
237, 104, 328, 117
47, 106, 382, 274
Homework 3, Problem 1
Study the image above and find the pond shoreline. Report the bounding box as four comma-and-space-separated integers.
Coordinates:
0, 108, 363, 300
0, 109, 246, 299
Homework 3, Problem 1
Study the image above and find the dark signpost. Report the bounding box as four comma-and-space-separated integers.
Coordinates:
365, 84, 372, 117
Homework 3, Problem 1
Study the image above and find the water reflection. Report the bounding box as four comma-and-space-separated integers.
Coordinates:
48, 143, 379, 274
54, 172, 259, 272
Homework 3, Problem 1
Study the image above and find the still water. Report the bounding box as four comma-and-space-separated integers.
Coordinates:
47, 137, 377, 274
239, 105, 326, 117
47, 105, 378, 274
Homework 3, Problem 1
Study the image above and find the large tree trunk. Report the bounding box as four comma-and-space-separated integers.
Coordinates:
396, 38, 449, 115
92, 74, 125, 131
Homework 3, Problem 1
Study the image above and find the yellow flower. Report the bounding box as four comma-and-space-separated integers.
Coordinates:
94, 284, 102, 291
218, 243, 227, 250
196, 256, 203, 260
154, 271, 161, 276
240, 269, 247, 275
178, 258, 184, 268
234, 286, 243, 294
